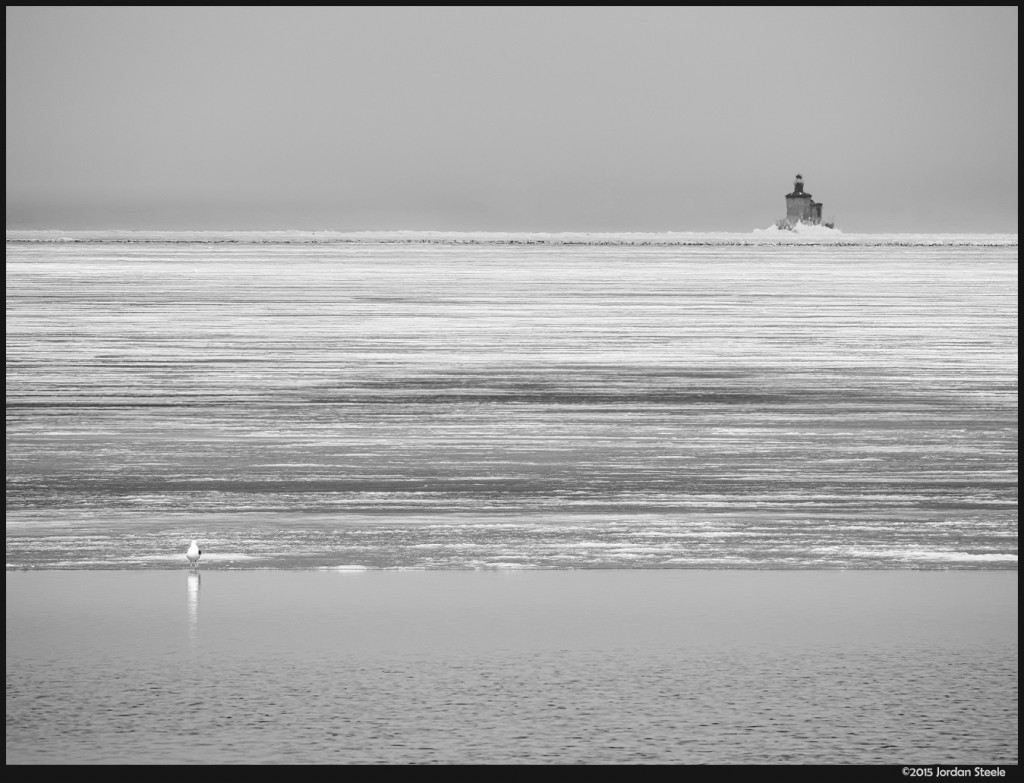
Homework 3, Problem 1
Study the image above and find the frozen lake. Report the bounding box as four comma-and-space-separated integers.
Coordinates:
5, 234, 1018, 570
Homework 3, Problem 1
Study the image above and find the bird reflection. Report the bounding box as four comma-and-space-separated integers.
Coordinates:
187, 569, 201, 644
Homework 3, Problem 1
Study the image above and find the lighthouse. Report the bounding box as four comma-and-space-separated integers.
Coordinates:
783, 174, 824, 226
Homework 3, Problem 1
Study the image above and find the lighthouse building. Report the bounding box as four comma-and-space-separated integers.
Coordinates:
782, 174, 823, 226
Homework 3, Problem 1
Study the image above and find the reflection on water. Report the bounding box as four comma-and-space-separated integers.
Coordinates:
186, 570, 200, 644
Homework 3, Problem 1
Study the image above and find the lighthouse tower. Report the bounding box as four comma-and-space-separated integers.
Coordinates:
784, 174, 823, 226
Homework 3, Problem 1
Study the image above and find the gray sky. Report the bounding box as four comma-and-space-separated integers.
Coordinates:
5, 6, 1018, 233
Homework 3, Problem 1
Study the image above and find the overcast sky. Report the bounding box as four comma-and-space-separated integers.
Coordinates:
5, 6, 1018, 233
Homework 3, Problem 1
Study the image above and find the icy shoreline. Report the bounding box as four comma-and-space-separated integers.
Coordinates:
5, 228, 1018, 247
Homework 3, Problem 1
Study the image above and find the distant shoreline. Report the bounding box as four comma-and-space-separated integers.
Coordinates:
5, 228, 1018, 247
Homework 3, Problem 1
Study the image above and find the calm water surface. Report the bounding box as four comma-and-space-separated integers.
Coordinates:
5, 570, 1018, 764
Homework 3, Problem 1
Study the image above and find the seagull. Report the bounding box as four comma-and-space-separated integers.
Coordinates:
187, 539, 202, 567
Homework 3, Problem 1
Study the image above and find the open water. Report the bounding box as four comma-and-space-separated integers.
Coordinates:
5, 569, 1019, 764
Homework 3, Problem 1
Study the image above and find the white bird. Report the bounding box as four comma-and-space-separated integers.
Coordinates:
186, 539, 202, 567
